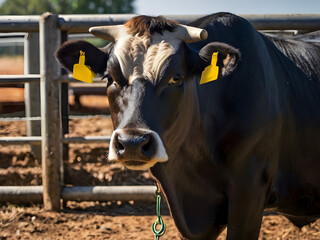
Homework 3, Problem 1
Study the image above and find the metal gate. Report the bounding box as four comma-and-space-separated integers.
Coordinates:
0, 13, 319, 211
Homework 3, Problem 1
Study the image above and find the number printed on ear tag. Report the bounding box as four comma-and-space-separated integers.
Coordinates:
200, 52, 219, 85
73, 50, 96, 83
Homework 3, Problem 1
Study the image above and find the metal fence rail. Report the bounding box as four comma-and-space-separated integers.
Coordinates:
63, 136, 111, 143
0, 136, 42, 145
0, 136, 112, 145
0, 15, 40, 32
1, 14, 320, 33
243, 14, 320, 31
0, 185, 156, 203
0, 13, 320, 210
0, 74, 40, 84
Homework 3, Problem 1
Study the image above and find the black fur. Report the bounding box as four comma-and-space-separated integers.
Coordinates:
55, 40, 109, 74
56, 13, 320, 239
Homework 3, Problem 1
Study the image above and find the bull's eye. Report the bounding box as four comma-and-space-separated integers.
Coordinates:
103, 74, 113, 88
168, 74, 183, 86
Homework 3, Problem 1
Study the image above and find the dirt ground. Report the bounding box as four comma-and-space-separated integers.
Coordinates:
0, 57, 320, 239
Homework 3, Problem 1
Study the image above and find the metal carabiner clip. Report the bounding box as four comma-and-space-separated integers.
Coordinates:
152, 184, 166, 239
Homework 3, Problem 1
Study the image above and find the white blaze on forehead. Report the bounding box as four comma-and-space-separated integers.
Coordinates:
142, 40, 175, 81
112, 29, 182, 83
113, 30, 135, 80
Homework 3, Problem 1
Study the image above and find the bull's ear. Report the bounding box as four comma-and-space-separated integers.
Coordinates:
197, 42, 241, 77
55, 40, 109, 75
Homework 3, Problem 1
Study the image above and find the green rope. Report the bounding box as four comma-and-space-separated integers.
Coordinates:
152, 186, 166, 240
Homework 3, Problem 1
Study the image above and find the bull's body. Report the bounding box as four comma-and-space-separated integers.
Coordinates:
150, 13, 320, 239
56, 13, 320, 239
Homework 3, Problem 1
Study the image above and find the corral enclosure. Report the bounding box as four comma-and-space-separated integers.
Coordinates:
1, 13, 320, 239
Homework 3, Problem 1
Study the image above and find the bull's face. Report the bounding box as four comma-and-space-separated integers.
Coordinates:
56, 16, 240, 170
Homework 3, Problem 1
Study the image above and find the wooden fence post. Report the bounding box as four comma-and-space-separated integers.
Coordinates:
24, 32, 41, 162
39, 13, 62, 211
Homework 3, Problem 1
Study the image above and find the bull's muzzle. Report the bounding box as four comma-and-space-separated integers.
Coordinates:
108, 128, 168, 170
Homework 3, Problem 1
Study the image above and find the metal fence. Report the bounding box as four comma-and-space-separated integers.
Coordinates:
0, 13, 320, 211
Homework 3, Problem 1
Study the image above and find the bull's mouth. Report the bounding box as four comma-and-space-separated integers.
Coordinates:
121, 159, 158, 170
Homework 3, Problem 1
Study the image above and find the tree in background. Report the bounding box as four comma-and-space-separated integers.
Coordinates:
0, 0, 134, 14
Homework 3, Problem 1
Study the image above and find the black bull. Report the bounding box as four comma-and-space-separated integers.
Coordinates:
56, 13, 320, 240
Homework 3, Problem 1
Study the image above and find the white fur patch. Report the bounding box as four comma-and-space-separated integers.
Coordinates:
112, 29, 182, 83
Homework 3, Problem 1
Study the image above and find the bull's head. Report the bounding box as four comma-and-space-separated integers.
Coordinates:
56, 15, 240, 170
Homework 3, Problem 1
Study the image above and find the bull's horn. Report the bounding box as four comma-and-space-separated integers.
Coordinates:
89, 25, 124, 42
175, 24, 208, 43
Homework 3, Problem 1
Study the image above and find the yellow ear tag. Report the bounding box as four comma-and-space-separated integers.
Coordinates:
200, 52, 219, 85
73, 50, 96, 83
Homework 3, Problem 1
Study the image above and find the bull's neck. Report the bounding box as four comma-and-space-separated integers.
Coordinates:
150, 121, 221, 239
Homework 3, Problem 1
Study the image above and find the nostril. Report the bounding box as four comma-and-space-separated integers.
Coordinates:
141, 134, 155, 157
142, 136, 151, 151
116, 140, 125, 151
115, 134, 125, 155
